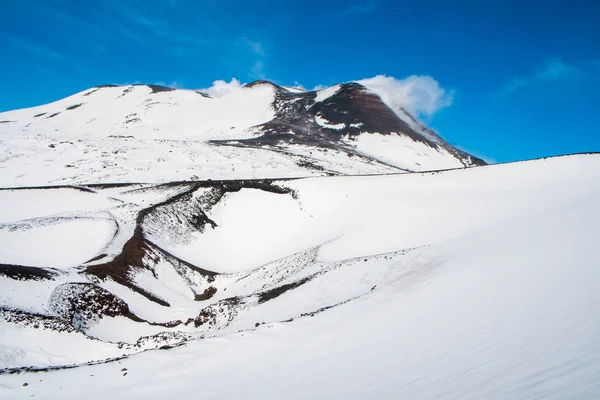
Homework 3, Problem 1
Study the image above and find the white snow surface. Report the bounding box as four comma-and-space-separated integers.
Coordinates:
0, 217, 115, 268
314, 114, 346, 130
0, 154, 599, 399
351, 132, 465, 170
313, 84, 341, 102
0, 81, 484, 187
0, 83, 410, 187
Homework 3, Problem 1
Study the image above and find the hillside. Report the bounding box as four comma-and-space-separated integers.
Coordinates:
0, 154, 599, 399
0, 82, 483, 187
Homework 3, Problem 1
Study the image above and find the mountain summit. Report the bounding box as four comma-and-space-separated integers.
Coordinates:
0, 80, 483, 187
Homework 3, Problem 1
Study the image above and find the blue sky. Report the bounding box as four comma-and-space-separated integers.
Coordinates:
1, 0, 599, 162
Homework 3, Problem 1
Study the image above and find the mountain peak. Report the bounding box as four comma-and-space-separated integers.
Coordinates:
244, 80, 282, 89
0, 79, 484, 187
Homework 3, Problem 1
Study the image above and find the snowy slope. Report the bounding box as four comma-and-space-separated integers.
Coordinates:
0, 154, 599, 399
0, 81, 483, 187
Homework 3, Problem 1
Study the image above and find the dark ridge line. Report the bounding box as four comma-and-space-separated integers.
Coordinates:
83, 238, 172, 308
84, 254, 108, 264
0, 355, 130, 376
92, 84, 175, 93
83, 183, 207, 306
244, 80, 283, 89
134, 182, 203, 228
145, 239, 218, 278
257, 276, 312, 304
117, 182, 191, 196
132, 84, 175, 93
71, 185, 97, 193
0, 264, 59, 281
0, 152, 598, 193
0, 183, 144, 191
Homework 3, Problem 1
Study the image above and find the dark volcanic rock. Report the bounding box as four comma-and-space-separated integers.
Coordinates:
309, 83, 425, 142
134, 84, 175, 94
84, 236, 172, 307
49, 283, 130, 329
212, 81, 486, 167
0, 264, 58, 281
258, 277, 311, 304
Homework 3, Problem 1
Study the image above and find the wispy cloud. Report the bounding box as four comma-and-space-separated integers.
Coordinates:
234, 36, 268, 80
498, 59, 597, 97
339, 2, 380, 17
154, 80, 184, 89
251, 61, 266, 79
0, 31, 64, 59
23, 0, 271, 82
238, 37, 265, 56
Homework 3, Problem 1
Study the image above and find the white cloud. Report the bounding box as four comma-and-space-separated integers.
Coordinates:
535, 60, 581, 81
238, 37, 264, 56
498, 59, 595, 97
154, 80, 184, 89
197, 74, 454, 116
339, 2, 379, 17
251, 61, 265, 79
357, 75, 454, 118
198, 78, 243, 98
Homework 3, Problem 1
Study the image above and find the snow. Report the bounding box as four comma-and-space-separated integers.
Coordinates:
0, 218, 116, 268
0, 81, 475, 187
314, 114, 346, 130
1, 155, 599, 398
0, 322, 128, 369
0, 189, 118, 223
0, 84, 275, 141
0, 277, 64, 315
313, 84, 341, 103
86, 316, 170, 344
0, 132, 399, 187
349, 132, 465, 171
159, 188, 331, 273
10, 79, 599, 399
282, 86, 307, 93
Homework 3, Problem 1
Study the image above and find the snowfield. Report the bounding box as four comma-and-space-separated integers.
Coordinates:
0, 81, 483, 187
1, 154, 599, 399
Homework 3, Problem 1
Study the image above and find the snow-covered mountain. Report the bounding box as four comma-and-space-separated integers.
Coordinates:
1, 80, 599, 399
0, 81, 483, 187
